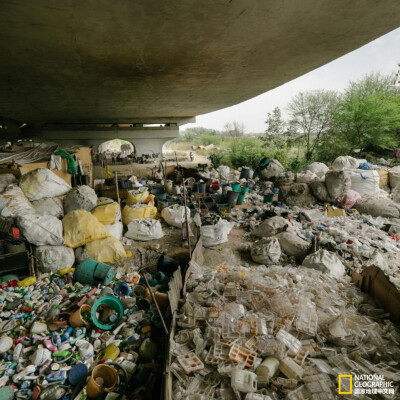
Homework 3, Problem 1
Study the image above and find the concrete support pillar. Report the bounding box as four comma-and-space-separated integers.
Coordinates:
39, 125, 179, 155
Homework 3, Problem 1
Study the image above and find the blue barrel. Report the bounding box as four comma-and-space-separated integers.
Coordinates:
197, 182, 206, 193
240, 167, 251, 180
73, 259, 115, 286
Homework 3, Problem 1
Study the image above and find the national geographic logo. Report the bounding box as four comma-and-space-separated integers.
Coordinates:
338, 374, 395, 396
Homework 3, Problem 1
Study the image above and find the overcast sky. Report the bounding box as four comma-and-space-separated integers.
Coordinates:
183, 27, 400, 134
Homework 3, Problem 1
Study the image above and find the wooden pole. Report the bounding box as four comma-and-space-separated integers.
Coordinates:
115, 171, 120, 204
182, 179, 192, 258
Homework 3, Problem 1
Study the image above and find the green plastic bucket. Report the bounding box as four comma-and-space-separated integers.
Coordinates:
74, 259, 115, 286
240, 186, 249, 194
237, 192, 245, 205
91, 296, 124, 330
264, 193, 274, 203
230, 182, 240, 191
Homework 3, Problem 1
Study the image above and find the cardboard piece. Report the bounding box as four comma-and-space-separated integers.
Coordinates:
351, 267, 400, 324
325, 206, 345, 218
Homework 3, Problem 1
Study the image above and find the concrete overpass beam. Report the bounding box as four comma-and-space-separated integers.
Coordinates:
39, 125, 179, 155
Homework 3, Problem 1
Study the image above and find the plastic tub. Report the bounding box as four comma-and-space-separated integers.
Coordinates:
230, 182, 240, 191
74, 259, 114, 286
227, 191, 240, 206
240, 167, 251, 180
91, 296, 124, 331
264, 193, 274, 203
237, 192, 245, 205
240, 185, 249, 194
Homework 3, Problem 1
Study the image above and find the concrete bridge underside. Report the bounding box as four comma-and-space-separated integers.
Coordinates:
0, 0, 399, 153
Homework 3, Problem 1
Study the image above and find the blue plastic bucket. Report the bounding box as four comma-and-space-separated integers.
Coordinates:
239, 167, 251, 180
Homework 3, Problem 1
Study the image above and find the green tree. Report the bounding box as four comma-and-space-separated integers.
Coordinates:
332, 73, 400, 150
287, 90, 339, 161
224, 121, 246, 138
265, 107, 286, 138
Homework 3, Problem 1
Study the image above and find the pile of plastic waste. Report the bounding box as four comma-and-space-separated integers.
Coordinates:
0, 263, 170, 399
170, 263, 400, 399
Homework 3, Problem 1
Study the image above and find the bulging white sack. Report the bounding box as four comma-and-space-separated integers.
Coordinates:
201, 218, 234, 246
309, 181, 333, 203
16, 214, 64, 246
325, 170, 351, 199
0, 185, 35, 218
276, 231, 310, 259
0, 174, 17, 193
354, 195, 400, 218
332, 156, 358, 171
388, 166, 400, 189
302, 249, 345, 280
64, 185, 98, 214
104, 221, 124, 241
259, 159, 285, 180
305, 162, 329, 179
296, 171, 318, 184
32, 197, 64, 218
161, 205, 191, 228
251, 238, 281, 264
125, 218, 164, 241
252, 216, 289, 238
19, 168, 71, 201
347, 169, 380, 196
34, 245, 75, 273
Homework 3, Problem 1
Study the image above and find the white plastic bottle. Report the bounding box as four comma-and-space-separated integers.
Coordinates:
231, 370, 257, 393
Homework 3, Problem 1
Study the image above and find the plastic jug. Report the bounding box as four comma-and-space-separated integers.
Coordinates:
231, 370, 257, 393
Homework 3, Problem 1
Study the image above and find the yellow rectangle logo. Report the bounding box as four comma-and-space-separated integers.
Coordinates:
338, 375, 352, 395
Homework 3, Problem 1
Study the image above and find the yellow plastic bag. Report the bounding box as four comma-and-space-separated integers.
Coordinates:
91, 201, 120, 225
63, 210, 110, 248
126, 190, 149, 206
122, 204, 157, 225
86, 237, 127, 264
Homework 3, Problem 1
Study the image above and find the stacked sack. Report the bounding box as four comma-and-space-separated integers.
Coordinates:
0, 168, 74, 273
63, 186, 127, 265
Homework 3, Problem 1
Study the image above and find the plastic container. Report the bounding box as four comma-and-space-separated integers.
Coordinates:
264, 193, 274, 203
240, 185, 249, 194
230, 182, 240, 191
256, 357, 280, 380
74, 259, 115, 286
279, 357, 304, 380
69, 364, 89, 386
69, 304, 92, 328
197, 182, 206, 193
237, 192, 245, 205
240, 167, 251, 180
86, 364, 119, 399
226, 190, 240, 206
91, 296, 124, 331
231, 370, 257, 393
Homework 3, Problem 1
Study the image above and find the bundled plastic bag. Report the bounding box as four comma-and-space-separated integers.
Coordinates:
32, 197, 64, 218
86, 237, 127, 264
296, 171, 318, 184
104, 221, 124, 241
389, 166, 400, 189
201, 218, 234, 246
0, 185, 35, 218
252, 216, 289, 238
305, 162, 329, 179
64, 185, 98, 214
276, 231, 310, 259
0, 174, 17, 193
34, 245, 75, 273
162, 205, 191, 228
303, 249, 346, 280
19, 168, 71, 201
331, 156, 358, 171
251, 238, 281, 264
258, 159, 285, 180
218, 165, 231, 181
279, 183, 316, 206
336, 190, 361, 209
63, 210, 110, 248
354, 195, 400, 218
16, 214, 64, 246
126, 189, 150, 206
91, 201, 120, 224
125, 218, 164, 241
122, 203, 157, 225
309, 181, 333, 203
325, 170, 351, 199
347, 169, 380, 196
